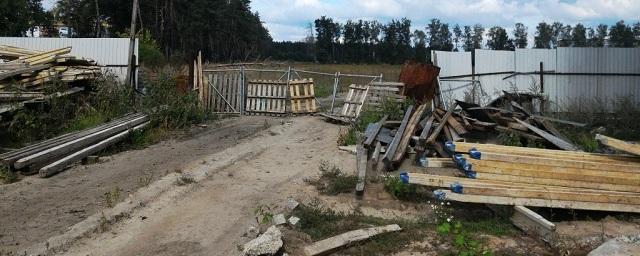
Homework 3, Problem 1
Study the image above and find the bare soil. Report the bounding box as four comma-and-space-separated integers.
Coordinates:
0, 116, 272, 254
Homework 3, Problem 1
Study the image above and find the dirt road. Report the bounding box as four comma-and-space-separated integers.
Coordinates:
39, 116, 353, 255
0, 116, 280, 254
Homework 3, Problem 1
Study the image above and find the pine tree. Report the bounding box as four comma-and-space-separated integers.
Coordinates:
452, 24, 462, 51
486, 26, 513, 50
462, 25, 474, 51
572, 23, 587, 47
534, 22, 553, 48
609, 20, 634, 47
472, 24, 484, 49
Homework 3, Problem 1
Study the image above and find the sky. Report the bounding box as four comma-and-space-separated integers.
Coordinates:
43, 0, 640, 43
252, 0, 640, 42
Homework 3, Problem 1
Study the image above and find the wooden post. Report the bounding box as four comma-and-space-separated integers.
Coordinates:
330, 72, 339, 113
471, 49, 476, 104
539, 62, 544, 94
125, 0, 138, 92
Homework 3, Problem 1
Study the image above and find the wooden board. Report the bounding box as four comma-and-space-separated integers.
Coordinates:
435, 189, 640, 213
289, 78, 317, 114
511, 206, 555, 242
355, 144, 368, 195
304, 224, 402, 256
596, 134, 640, 157
365, 83, 406, 109
513, 118, 579, 151
382, 105, 414, 168
393, 104, 428, 162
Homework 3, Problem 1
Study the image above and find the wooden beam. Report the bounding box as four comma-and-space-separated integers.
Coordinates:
382, 105, 414, 168
39, 122, 149, 177
304, 224, 402, 256
355, 144, 368, 195
427, 102, 457, 144
418, 115, 435, 144
14, 115, 149, 169
596, 134, 640, 157
495, 126, 544, 142
467, 151, 640, 173
513, 118, 579, 151
393, 104, 428, 162
473, 172, 640, 193
363, 115, 387, 148
511, 206, 555, 242
371, 141, 382, 165
452, 142, 640, 163
407, 173, 638, 195
460, 185, 640, 205
436, 108, 468, 134
468, 159, 640, 181
434, 189, 640, 213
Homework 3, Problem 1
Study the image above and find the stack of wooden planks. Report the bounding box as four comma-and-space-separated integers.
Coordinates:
0, 45, 101, 91
404, 141, 640, 213
0, 113, 149, 178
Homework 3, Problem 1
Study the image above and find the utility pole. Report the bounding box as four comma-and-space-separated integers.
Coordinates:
126, 0, 139, 96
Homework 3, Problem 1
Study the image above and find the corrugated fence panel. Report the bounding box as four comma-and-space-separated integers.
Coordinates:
435, 47, 640, 112
476, 50, 516, 104
433, 51, 472, 104
0, 37, 138, 81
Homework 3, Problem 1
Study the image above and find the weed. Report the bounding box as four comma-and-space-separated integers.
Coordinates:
0, 165, 17, 184
137, 171, 154, 187
142, 73, 208, 130
254, 204, 274, 224
103, 187, 121, 208
292, 202, 430, 255
175, 174, 196, 186
497, 132, 522, 147
337, 98, 409, 146
99, 212, 109, 232
308, 161, 358, 195
262, 119, 271, 130
383, 176, 430, 202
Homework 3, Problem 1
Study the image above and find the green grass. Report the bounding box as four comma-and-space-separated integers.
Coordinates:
461, 218, 515, 237
292, 202, 430, 256
0, 165, 17, 184
308, 161, 358, 195
383, 176, 430, 202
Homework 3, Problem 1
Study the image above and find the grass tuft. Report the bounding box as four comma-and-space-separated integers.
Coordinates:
307, 161, 358, 195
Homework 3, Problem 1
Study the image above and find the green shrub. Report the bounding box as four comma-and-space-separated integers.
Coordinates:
142, 73, 208, 129
308, 161, 358, 195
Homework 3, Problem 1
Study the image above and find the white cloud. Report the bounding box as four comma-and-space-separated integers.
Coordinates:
252, 0, 640, 41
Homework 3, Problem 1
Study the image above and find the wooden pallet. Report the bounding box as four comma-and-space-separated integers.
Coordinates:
366, 82, 405, 109
339, 84, 369, 119
289, 78, 317, 114
246, 80, 287, 115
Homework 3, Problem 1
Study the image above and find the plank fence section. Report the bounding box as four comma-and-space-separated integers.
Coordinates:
289, 78, 317, 114
207, 72, 242, 113
246, 80, 287, 115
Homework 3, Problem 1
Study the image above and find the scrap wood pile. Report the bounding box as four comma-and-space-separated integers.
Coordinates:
320, 82, 406, 123
404, 140, 640, 213
0, 113, 149, 178
0, 45, 101, 115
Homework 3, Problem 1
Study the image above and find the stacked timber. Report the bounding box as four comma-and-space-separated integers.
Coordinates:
404, 142, 640, 213
0, 45, 101, 114
0, 45, 101, 90
0, 113, 149, 178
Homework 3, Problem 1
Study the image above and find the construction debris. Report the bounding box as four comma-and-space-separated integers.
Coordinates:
242, 225, 283, 256
0, 112, 149, 177
303, 224, 402, 256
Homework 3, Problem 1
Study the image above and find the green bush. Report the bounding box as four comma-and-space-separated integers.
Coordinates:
142, 73, 208, 129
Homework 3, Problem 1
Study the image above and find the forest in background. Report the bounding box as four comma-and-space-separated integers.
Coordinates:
1, 0, 640, 65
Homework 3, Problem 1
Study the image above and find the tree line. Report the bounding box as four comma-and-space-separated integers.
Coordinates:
270, 16, 640, 64
1, 0, 271, 62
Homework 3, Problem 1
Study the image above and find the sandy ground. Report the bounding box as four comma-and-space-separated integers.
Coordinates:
0, 116, 274, 254
54, 116, 355, 256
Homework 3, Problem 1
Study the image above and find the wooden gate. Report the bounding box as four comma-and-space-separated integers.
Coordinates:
207, 72, 243, 113
246, 80, 287, 115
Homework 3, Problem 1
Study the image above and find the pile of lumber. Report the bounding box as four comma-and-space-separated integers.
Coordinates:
405, 141, 640, 213
0, 45, 101, 90
0, 45, 101, 115
0, 113, 149, 178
